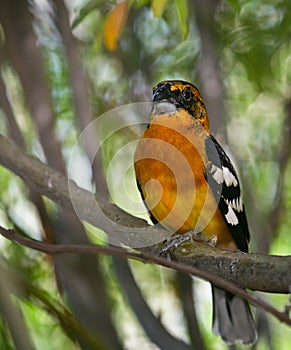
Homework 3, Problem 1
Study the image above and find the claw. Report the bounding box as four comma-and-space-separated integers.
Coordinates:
206, 234, 218, 247
159, 231, 198, 257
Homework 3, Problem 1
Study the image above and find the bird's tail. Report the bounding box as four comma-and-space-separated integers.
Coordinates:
212, 285, 257, 344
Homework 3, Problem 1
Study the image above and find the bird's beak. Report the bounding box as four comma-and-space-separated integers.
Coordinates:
153, 84, 170, 103
151, 84, 177, 116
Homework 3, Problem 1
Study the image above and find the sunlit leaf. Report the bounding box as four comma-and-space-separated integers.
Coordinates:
71, 0, 100, 29
226, 0, 241, 12
103, 1, 129, 52
175, 0, 189, 39
151, 0, 168, 17
135, 0, 151, 8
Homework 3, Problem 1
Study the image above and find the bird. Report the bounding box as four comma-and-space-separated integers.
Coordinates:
134, 80, 257, 344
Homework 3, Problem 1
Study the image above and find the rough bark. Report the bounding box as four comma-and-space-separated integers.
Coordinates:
0, 135, 290, 294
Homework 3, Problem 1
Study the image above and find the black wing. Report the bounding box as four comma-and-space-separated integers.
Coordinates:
205, 135, 250, 252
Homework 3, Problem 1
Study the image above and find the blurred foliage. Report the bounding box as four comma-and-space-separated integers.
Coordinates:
0, 0, 291, 349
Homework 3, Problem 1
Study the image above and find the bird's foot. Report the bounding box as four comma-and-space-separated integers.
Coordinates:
159, 231, 198, 257
206, 234, 218, 247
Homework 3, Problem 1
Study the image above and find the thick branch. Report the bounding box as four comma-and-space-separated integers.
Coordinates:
0, 135, 290, 293
1, 227, 291, 327
0, 135, 166, 247
168, 243, 291, 294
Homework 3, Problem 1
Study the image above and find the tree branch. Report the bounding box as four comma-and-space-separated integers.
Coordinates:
0, 135, 167, 247
112, 257, 192, 350
0, 262, 35, 350
0, 135, 291, 294
52, 0, 109, 198
0, 226, 291, 328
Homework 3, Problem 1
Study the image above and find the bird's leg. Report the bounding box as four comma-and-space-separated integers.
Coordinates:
159, 231, 199, 257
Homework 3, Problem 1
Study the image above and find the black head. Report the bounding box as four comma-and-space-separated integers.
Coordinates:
152, 80, 207, 122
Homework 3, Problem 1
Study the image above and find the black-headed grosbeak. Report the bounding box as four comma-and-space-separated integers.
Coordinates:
134, 80, 257, 344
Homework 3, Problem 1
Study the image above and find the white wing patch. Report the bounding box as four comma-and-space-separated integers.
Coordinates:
209, 165, 224, 184
224, 196, 243, 212
210, 165, 238, 187
222, 166, 238, 187
225, 205, 239, 225
209, 162, 242, 225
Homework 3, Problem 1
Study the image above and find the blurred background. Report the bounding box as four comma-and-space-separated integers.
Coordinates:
0, 0, 290, 349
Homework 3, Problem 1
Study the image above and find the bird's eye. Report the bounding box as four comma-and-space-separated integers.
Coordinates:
182, 88, 192, 101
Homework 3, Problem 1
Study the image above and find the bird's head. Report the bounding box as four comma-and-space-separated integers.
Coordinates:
151, 80, 209, 131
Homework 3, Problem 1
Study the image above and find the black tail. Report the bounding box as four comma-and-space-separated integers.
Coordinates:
212, 285, 257, 344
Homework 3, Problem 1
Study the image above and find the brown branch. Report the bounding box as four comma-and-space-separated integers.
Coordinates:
0, 226, 290, 328
176, 273, 205, 350
0, 262, 35, 350
191, 0, 227, 139
52, 0, 109, 198
112, 257, 192, 350
0, 0, 65, 174
0, 3, 122, 346
262, 99, 291, 253
0, 134, 166, 247
0, 72, 25, 148
0, 135, 291, 293
0, 54, 56, 245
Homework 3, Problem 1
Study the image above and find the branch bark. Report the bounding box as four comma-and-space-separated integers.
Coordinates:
52, 0, 109, 198
1, 226, 291, 327
0, 135, 290, 294
191, 0, 227, 139
112, 257, 192, 350
0, 262, 35, 350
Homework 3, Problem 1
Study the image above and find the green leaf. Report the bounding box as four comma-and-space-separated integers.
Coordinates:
151, 0, 168, 17
135, 0, 151, 8
71, 0, 100, 30
175, 0, 189, 39
226, 0, 241, 12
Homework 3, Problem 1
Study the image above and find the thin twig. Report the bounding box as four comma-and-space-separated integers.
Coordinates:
0, 135, 291, 293
1, 226, 290, 327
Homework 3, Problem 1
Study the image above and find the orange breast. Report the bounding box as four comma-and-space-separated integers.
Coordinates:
134, 115, 236, 249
